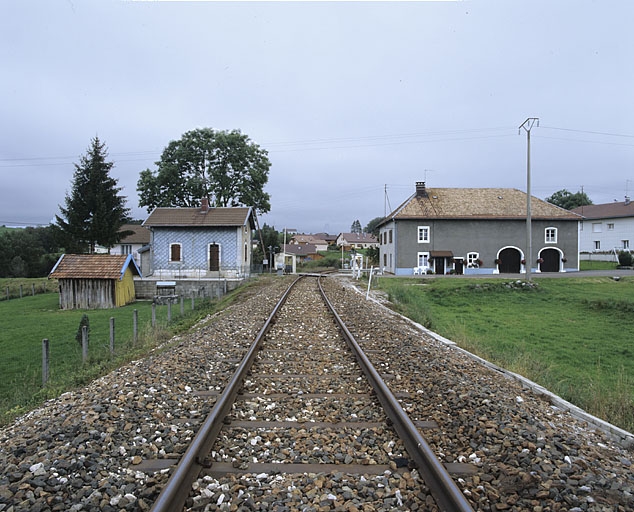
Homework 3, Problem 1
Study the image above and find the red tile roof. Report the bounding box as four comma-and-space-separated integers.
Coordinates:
49, 254, 141, 280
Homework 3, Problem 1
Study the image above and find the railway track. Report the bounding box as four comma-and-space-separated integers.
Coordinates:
149, 275, 474, 511
2, 274, 633, 511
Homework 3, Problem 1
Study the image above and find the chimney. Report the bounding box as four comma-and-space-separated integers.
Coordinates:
416, 181, 428, 197
625, 196, 631, 206
200, 197, 209, 212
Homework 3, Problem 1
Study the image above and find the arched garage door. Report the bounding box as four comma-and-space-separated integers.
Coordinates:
498, 248, 521, 273
540, 248, 560, 272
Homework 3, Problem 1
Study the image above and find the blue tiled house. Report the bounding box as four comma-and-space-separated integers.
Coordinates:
142, 199, 255, 279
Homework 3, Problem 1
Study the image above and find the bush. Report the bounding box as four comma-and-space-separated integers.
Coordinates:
76, 314, 90, 347
618, 251, 633, 267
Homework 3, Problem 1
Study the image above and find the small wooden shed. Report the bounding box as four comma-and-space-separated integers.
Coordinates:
49, 254, 141, 310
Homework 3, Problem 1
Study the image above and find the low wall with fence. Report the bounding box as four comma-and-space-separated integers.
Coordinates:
134, 278, 244, 300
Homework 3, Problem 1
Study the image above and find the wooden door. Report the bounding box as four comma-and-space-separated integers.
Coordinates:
209, 244, 220, 271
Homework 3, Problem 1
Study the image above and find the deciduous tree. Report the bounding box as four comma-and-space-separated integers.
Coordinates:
364, 216, 385, 237
545, 189, 592, 210
137, 128, 271, 214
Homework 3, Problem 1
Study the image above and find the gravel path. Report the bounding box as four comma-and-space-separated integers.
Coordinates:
1, 275, 633, 511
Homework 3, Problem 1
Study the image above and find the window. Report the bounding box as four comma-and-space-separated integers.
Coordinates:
545, 227, 557, 243
120, 244, 132, 255
594, 241, 601, 250
417, 226, 430, 243
623, 240, 630, 249
417, 252, 429, 268
592, 223, 602, 233
389, 229, 393, 243
467, 252, 479, 267
383, 253, 387, 266
169, 243, 182, 262
383, 232, 387, 244
607, 223, 615, 230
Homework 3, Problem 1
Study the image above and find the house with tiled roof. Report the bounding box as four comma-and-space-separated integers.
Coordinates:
49, 254, 141, 309
571, 198, 634, 256
378, 182, 580, 275
109, 224, 151, 270
142, 199, 255, 279
336, 232, 378, 250
290, 234, 329, 252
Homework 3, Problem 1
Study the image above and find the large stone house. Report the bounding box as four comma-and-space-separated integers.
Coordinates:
571, 198, 634, 257
142, 199, 256, 280
379, 182, 580, 275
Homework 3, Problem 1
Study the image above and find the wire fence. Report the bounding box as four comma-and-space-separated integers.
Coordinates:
0, 293, 213, 425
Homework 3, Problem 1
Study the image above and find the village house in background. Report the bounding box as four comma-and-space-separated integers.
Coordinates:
48, 254, 141, 309
379, 182, 580, 275
571, 197, 634, 260
108, 224, 151, 272
336, 232, 379, 250
289, 234, 330, 252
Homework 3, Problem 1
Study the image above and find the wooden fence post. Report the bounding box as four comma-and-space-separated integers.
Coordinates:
109, 317, 115, 357
42, 339, 50, 386
82, 326, 88, 364
180, 296, 184, 316
5, 287, 8, 300
133, 309, 138, 345
167, 301, 172, 323
152, 303, 156, 328
32, 284, 35, 296
191, 293, 195, 310
19, 285, 23, 299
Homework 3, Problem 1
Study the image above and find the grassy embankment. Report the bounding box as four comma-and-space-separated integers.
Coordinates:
0, 276, 266, 426
374, 274, 634, 433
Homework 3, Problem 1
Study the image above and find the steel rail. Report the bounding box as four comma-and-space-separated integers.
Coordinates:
149, 276, 304, 512
318, 277, 475, 512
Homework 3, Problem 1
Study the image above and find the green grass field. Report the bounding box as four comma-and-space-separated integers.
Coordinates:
0, 283, 215, 425
375, 275, 634, 433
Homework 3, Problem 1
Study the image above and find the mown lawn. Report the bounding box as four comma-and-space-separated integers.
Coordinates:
375, 275, 634, 433
0, 284, 214, 425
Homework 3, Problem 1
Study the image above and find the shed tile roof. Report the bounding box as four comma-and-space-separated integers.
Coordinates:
143, 207, 254, 228
49, 254, 141, 280
388, 188, 580, 221
571, 201, 634, 219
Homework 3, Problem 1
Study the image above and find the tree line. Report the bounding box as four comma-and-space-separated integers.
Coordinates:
0, 226, 62, 278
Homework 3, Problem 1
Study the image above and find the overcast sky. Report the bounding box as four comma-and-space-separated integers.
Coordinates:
1, 1, 633, 234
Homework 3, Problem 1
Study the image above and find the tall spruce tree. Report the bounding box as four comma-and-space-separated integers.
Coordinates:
55, 137, 131, 253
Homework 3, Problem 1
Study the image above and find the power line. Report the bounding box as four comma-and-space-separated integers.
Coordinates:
536, 135, 634, 147
540, 126, 634, 139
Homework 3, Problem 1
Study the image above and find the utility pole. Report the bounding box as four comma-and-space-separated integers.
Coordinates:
519, 118, 539, 282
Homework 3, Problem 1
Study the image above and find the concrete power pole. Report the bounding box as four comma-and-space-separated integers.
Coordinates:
519, 118, 539, 282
